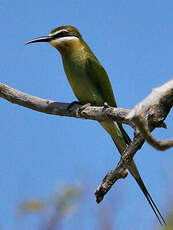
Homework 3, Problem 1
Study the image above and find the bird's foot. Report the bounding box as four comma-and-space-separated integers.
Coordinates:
67, 101, 93, 117
103, 102, 111, 108
78, 103, 91, 114
67, 101, 81, 111
79, 103, 91, 110
102, 102, 111, 111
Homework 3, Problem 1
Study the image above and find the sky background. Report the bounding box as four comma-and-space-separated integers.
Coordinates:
0, 0, 173, 229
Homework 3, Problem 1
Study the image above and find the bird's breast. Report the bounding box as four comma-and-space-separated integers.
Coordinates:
62, 56, 103, 105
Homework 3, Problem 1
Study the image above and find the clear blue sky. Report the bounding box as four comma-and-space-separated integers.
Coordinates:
0, 1, 173, 229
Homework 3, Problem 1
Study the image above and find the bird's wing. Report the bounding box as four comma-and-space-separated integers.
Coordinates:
86, 56, 166, 225
85, 56, 117, 107
85, 56, 131, 143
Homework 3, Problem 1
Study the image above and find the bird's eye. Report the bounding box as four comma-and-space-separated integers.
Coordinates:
59, 31, 68, 37
53, 30, 69, 39
52, 30, 78, 39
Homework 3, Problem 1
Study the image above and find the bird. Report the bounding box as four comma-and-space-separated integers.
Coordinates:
25, 25, 166, 225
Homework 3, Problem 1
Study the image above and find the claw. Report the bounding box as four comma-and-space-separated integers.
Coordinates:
67, 101, 81, 111
78, 103, 91, 114
102, 102, 111, 112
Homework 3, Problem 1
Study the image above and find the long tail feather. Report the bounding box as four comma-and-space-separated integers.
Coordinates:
100, 120, 166, 225
133, 174, 166, 225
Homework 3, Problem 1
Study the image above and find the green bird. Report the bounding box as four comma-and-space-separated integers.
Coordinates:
25, 25, 165, 225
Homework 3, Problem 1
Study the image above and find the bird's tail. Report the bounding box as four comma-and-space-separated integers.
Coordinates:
99, 120, 166, 225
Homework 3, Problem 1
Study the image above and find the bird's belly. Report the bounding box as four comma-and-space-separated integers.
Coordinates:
64, 65, 103, 105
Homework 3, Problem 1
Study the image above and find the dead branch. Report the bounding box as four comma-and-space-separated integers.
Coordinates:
128, 79, 173, 150
0, 82, 131, 125
95, 135, 145, 203
0, 79, 173, 203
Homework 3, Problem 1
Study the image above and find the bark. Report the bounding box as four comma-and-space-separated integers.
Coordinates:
0, 79, 172, 202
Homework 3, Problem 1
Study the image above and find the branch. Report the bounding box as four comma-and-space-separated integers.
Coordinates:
128, 79, 173, 150
95, 135, 145, 203
0, 82, 131, 125
1, 80, 173, 204
95, 79, 173, 202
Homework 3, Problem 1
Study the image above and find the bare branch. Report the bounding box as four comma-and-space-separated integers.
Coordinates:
95, 79, 173, 202
132, 115, 173, 150
0, 82, 131, 124
0, 79, 173, 203
128, 79, 173, 150
95, 135, 145, 202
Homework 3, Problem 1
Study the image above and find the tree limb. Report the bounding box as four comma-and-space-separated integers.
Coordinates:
128, 79, 173, 150
95, 135, 145, 203
95, 79, 173, 202
0, 80, 173, 203
0, 82, 131, 125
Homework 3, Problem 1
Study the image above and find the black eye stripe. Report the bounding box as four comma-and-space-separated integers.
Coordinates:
52, 31, 78, 39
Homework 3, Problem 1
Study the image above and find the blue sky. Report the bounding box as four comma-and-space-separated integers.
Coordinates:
0, 0, 173, 229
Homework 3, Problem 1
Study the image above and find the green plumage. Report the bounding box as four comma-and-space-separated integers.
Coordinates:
62, 39, 140, 175
25, 25, 165, 225
59, 28, 165, 225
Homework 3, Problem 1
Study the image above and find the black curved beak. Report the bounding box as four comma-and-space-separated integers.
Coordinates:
24, 36, 52, 45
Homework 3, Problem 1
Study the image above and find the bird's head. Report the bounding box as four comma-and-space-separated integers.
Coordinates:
25, 25, 83, 53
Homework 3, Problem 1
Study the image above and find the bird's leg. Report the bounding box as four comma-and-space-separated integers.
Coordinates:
102, 102, 111, 111
79, 103, 91, 110
67, 101, 94, 117
76, 103, 92, 115
78, 101, 98, 114
67, 101, 81, 111
104, 102, 111, 108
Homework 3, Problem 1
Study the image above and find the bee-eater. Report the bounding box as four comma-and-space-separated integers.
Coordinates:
25, 25, 165, 225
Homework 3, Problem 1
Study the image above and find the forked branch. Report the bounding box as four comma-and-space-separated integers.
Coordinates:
0, 79, 173, 202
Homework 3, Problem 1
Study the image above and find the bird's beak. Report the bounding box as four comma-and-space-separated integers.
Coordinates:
24, 36, 52, 45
